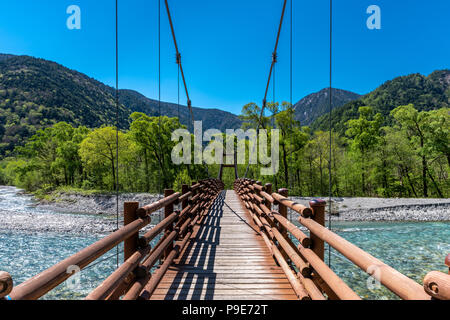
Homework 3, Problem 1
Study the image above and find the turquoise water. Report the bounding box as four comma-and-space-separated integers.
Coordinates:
2, 222, 447, 300
0, 186, 165, 300
291, 220, 450, 300
1, 186, 448, 300
0, 231, 122, 300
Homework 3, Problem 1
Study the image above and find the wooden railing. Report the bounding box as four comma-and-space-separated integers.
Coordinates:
0, 179, 224, 300
233, 178, 442, 300
423, 253, 450, 300
1, 177, 447, 301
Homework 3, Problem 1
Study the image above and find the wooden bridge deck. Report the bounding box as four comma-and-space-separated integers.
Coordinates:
150, 190, 298, 300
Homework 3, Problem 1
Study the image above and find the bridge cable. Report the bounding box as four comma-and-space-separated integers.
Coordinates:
272, 63, 276, 186
177, 55, 180, 120
244, 0, 287, 178
289, 0, 293, 195
157, 0, 163, 203
153, 0, 164, 226
164, 0, 210, 182
164, 0, 194, 126
290, 0, 293, 108
328, 0, 333, 268
114, 0, 120, 269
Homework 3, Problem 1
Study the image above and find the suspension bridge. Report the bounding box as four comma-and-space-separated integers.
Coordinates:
1, 178, 448, 300
1, 0, 449, 301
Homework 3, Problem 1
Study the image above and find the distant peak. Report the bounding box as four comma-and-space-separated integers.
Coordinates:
0, 53, 16, 62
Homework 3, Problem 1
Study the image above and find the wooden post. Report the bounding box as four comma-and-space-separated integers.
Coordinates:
309, 199, 326, 261
234, 150, 239, 180
446, 254, 450, 275
177, 184, 190, 240
164, 189, 175, 259
278, 189, 289, 261
278, 189, 289, 237
124, 202, 139, 262
265, 183, 272, 210
181, 184, 189, 210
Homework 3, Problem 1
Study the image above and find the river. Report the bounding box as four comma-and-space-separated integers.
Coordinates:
0, 186, 448, 300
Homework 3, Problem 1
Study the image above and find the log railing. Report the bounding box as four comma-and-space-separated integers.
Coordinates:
423, 253, 450, 300
1, 179, 223, 300
234, 178, 435, 300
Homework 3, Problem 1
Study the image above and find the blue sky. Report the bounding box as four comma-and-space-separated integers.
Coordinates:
0, 0, 448, 115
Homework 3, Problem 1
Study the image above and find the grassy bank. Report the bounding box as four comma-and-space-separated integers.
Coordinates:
32, 186, 117, 202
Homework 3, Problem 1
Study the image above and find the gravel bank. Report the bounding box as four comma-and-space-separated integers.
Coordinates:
0, 187, 163, 235
37, 191, 450, 222
37, 192, 164, 216
289, 197, 450, 222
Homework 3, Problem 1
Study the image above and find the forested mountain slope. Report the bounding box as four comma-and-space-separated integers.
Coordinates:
0, 54, 241, 156
312, 70, 450, 133
293, 88, 360, 125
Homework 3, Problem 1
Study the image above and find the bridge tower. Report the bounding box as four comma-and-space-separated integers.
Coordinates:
218, 149, 238, 181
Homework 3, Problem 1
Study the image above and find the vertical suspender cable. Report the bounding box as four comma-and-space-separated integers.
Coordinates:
115, 0, 120, 268
290, 0, 293, 107
158, 0, 163, 197
177, 62, 180, 120
176, 54, 181, 187
273, 64, 276, 106
328, 0, 333, 268
272, 63, 276, 186
158, 0, 161, 119
289, 0, 293, 218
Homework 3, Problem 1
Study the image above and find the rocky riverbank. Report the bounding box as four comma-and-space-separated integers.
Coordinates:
289, 197, 450, 221
0, 187, 163, 235
37, 191, 163, 216
35, 190, 450, 222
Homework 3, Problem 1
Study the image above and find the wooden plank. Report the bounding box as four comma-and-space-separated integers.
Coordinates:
153, 288, 296, 296
162, 274, 289, 279
179, 259, 276, 264
156, 283, 294, 289
152, 190, 298, 300
150, 294, 298, 300
159, 279, 290, 284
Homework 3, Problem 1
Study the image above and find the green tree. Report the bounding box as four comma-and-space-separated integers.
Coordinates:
129, 113, 184, 190
391, 104, 448, 197
346, 106, 382, 195
239, 102, 270, 129
275, 103, 308, 187
79, 127, 127, 191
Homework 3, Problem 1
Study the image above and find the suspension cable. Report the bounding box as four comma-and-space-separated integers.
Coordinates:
328, 0, 333, 268
114, 0, 120, 269
290, 0, 293, 107
177, 54, 180, 120
289, 0, 293, 193
157, 0, 163, 195
244, 0, 288, 178
164, 0, 194, 125
260, 0, 287, 121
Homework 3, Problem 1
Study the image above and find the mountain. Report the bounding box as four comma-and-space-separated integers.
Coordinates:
0, 54, 241, 156
116, 89, 242, 132
0, 54, 15, 63
293, 88, 361, 126
311, 70, 450, 134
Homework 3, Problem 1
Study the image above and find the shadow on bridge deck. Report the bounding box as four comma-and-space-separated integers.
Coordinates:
150, 191, 297, 300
